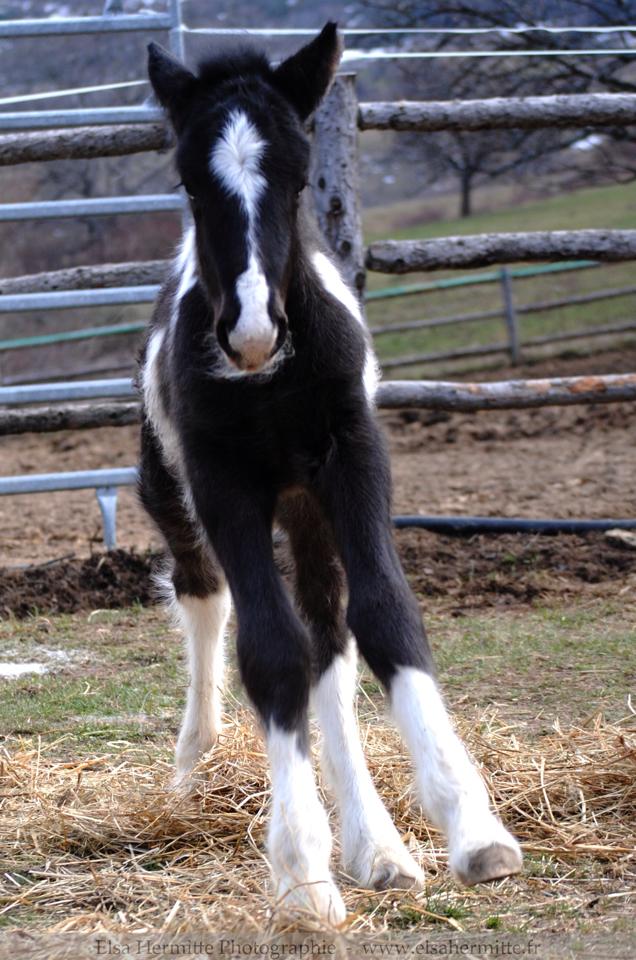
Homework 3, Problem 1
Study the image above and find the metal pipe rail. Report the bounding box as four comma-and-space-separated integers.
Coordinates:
0, 322, 146, 352
0, 468, 137, 495
0, 286, 158, 314
0, 467, 137, 551
365, 260, 599, 304
0, 14, 174, 37
0, 107, 163, 131
0, 194, 183, 222
0, 379, 134, 405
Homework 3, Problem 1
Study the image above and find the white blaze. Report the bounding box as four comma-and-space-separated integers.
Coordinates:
210, 110, 275, 363
210, 111, 266, 223
233, 253, 272, 347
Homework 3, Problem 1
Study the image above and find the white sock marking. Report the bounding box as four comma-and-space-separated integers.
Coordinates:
266, 725, 345, 922
311, 250, 380, 401
314, 644, 423, 887
174, 589, 232, 782
390, 668, 521, 878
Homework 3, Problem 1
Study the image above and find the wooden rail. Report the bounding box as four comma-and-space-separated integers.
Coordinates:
0, 260, 168, 295
359, 93, 636, 132
366, 230, 636, 273
2, 373, 635, 434
0, 123, 171, 166
378, 374, 636, 410
3, 93, 635, 166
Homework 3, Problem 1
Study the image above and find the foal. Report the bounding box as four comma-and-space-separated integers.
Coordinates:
138, 24, 522, 922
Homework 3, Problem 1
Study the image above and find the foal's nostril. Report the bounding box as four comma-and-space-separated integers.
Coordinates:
216, 318, 232, 357
272, 313, 289, 355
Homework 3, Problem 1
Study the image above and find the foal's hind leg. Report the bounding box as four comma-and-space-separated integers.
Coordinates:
139, 426, 231, 785
280, 493, 423, 890
315, 416, 522, 887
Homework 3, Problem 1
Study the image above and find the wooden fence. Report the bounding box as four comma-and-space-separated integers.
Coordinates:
3, 372, 636, 436
3, 81, 636, 377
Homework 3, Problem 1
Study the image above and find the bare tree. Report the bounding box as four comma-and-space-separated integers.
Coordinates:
350, 0, 636, 216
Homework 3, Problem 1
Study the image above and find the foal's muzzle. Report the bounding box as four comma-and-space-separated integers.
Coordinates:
217, 312, 288, 373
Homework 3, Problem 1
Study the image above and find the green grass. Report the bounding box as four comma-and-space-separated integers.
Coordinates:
0, 600, 633, 943
1, 598, 633, 755
365, 181, 636, 244
355, 600, 635, 732
363, 181, 636, 375
0, 610, 182, 750
431, 603, 635, 728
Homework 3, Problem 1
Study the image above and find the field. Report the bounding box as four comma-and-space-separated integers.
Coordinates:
363, 180, 636, 376
1, 340, 635, 957
5, 180, 636, 386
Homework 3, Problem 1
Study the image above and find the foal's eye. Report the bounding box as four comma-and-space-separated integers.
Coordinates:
176, 180, 197, 202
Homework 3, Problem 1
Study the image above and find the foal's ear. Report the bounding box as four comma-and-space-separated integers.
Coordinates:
147, 42, 197, 129
272, 22, 342, 121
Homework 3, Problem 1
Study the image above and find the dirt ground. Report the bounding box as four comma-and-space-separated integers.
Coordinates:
1, 348, 634, 953
1, 346, 635, 612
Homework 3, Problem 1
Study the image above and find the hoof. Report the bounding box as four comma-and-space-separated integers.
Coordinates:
453, 841, 522, 886
276, 877, 347, 925
345, 839, 425, 891
170, 767, 206, 793
370, 858, 424, 891
174, 731, 217, 789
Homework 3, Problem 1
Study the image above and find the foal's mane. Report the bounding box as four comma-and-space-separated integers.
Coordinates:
196, 48, 274, 91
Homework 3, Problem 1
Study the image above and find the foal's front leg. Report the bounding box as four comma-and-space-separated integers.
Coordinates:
138, 426, 230, 785
192, 473, 345, 922
316, 419, 522, 887
281, 494, 423, 890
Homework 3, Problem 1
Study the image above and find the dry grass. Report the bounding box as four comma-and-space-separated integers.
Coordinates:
1, 698, 634, 949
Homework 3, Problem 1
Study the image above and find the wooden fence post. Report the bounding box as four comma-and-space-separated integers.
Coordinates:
311, 74, 366, 301
500, 267, 521, 364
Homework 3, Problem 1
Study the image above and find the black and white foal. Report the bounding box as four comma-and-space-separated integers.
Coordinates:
138, 24, 522, 923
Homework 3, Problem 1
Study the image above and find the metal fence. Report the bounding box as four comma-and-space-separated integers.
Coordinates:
368, 260, 636, 370
2, 8, 636, 383
2, 8, 636, 550
3, 372, 636, 548
0, 0, 185, 337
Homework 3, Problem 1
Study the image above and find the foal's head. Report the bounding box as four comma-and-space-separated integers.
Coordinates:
148, 24, 342, 375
